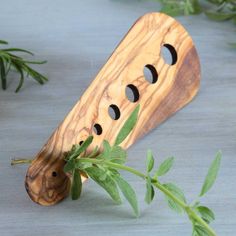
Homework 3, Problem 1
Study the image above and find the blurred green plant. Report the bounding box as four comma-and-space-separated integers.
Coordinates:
157, 0, 236, 19
156, 0, 236, 47
0, 40, 47, 92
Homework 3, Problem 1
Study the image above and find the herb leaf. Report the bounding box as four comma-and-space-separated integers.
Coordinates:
114, 175, 139, 216
12, 61, 25, 93
196, 206, 215, 224
160, 0, 201, 16
99, 142, 127, 164
64, 159, 75, 172
85, 166, 122, 204
0, 40, 8, 45
146, 149, 154, 173
0, 40, 47, 92
200, 151, 221, 196
193, 224, 209, 236
0, 58, 6, 90
71, 169, 82, 200
165, 195, 183, 214
145, 175, 155, 204
163, 183, 186, 213
163, 183, 186, 203
229, 42, 236, 48
156, 157, 174, 176
109, 146, 127, 164
69, 136, 93, 160
2, 48, 34, 55
205, 11, 235, 21
114, 105, 140, 146
161, 2, 184, 16
102, 140, 111, 158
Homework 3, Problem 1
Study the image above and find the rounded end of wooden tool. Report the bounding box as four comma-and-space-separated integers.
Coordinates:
25, 157, 71, 206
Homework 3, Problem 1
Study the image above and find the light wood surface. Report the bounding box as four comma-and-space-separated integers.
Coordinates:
25, 12, 200, 206
0, 0, 235, 235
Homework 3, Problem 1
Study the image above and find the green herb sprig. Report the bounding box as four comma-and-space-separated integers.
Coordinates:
0, 40, 47, 92
156, 0, 236, 21
156, 0, 236, 47
63, 105, 221, 236
11, 105, 221, 235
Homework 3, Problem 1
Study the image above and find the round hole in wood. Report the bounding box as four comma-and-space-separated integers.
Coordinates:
79, 141, 84, 145
108, 104, 120, 120
52, 171, 57, 177
93, 123, 103, 135
161, 44, 177, 65
125, 84, 139, 103
143, 64, 158, 84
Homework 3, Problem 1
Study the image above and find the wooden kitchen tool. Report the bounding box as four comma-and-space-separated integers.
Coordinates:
25, 12, 201, 206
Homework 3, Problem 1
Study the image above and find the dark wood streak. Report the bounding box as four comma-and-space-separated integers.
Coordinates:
25, 12, 200, 206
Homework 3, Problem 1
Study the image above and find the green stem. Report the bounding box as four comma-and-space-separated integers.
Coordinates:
11, 158, 32, 165
78, 158, 146, 179
189, 210, 217, 236
78, 158, 217, 236
152, 181, 187, 209
11, 156, 217, 236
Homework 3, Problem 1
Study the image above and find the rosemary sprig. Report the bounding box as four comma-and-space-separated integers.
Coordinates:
0, 40, 47, 92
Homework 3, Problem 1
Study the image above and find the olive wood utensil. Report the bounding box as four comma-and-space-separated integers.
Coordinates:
25, 12, 201, 206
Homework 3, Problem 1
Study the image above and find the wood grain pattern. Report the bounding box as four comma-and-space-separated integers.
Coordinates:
25, 12, 201, 206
